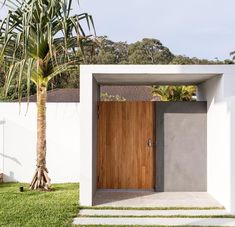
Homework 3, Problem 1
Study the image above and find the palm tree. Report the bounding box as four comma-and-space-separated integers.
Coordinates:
0, 0, 95, 190
152, 85, 196, 101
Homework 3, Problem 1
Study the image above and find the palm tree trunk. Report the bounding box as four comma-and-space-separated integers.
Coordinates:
30, 85, 51, 190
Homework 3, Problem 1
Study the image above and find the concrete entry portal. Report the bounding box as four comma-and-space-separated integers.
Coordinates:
80, 65, 235, 213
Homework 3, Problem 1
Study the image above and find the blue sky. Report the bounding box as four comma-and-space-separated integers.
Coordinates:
1, 0, 235, 60
77, 0, 235, 60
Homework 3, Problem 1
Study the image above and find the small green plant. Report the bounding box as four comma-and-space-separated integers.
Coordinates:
100, 92, 126, 101
152, 85, 196, 101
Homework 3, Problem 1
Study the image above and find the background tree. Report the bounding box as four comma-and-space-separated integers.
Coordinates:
170, 55, 195, 64
128, 38, 174, 64
229, 51, 235, 63
1, 32, 234, 102
0, 0, 95, 190
91, 36, 129, 64
171, 55, 233, 65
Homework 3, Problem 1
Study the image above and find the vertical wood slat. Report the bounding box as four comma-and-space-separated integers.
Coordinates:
97, 101, 155, 189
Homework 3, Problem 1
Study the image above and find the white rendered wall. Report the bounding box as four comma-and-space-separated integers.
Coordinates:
80, 67, 100, 206
0, 103, 80, 183
198, 74, 235, 213
230, 97, 235, 213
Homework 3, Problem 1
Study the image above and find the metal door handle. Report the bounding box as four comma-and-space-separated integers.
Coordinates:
147, 139, 152, 147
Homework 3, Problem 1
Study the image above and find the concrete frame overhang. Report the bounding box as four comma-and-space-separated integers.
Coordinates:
80, 65, 235, 214
80, 65, 234, 85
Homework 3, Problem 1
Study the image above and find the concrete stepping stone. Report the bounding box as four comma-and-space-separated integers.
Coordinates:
79, 208, 230, 217
73, 217, 235, 226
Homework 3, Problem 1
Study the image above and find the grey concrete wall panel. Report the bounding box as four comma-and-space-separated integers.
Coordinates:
156, 102, 207, 192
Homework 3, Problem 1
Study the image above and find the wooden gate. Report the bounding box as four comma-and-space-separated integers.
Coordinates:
97, 101, 156, 189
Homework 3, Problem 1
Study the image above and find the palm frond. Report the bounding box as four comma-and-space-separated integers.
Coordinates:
0, 0, 96, 98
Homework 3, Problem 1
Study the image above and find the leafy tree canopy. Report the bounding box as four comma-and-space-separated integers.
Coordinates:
128, 38, 174, 64
0, 35, 234, 100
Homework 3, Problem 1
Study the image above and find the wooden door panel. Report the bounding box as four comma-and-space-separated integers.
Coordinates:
97, 101, 155, 189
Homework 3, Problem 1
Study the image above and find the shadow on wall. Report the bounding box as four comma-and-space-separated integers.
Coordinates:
0, 120, 20, 182
3, 171, 17, 182
0, 153, 22, 166
198, 75, 222, 110
0, 153, 21, 182
0, 116, 36, 183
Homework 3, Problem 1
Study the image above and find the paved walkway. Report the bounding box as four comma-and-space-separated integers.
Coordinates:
79, 208, 229, 217
74, 208, 235, 226
74, 192, 233, 226
73, 217, 235, 226
94, 191, 223, 207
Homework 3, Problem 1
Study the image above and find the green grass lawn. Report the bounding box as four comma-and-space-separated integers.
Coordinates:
0, 182, 79, 227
